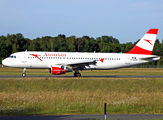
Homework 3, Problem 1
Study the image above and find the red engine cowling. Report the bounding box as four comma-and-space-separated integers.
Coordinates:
51, 65, 66, 75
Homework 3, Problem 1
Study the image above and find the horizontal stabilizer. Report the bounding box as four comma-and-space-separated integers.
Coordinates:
140, 56, 160, 61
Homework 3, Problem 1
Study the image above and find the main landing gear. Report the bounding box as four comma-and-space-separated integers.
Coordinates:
74, 71, 81, 77
22, 68, 26, 77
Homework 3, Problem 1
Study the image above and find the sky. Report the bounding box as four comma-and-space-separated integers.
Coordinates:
0, 0, 163, 43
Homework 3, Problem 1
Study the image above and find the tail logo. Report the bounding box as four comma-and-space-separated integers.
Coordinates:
144, 39, 153, 45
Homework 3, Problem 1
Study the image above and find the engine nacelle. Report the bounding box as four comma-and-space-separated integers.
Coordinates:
50, 65, 66, 75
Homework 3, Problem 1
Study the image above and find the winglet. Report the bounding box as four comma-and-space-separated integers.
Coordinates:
126, 29, 158, 55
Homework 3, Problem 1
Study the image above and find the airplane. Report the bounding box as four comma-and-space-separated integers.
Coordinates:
2, 29, 160, 77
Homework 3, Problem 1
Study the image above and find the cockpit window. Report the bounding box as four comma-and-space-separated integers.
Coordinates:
8, 56, 16, 58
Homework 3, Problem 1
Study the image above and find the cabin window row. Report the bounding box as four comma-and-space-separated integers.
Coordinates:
28, 57, 120, 60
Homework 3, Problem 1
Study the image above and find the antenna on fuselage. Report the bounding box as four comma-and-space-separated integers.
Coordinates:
25, 50, 27, 52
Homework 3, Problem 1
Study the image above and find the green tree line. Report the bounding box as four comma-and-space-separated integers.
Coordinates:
0, 33, 163, 65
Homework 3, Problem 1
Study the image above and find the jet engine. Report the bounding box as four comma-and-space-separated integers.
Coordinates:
50, 65, 66, 75
50, 65, 72, 75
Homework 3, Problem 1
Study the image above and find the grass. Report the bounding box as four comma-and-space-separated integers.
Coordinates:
0, 67, 163, 75
1, 77, 163, 116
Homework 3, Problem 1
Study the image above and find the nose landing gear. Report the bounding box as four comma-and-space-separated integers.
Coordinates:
22, 68, 26, 77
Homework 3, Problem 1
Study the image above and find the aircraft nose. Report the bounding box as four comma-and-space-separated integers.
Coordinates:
2, 59, 5, 66
2, 58, 14, 67
2, 59, 8, 66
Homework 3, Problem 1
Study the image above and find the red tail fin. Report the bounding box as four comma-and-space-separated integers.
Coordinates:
126, 29, 158, 55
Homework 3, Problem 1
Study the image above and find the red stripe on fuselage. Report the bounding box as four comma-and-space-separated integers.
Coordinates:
147, 29, 158, 35
126, 46, 152, 55
30, 54, 42, 61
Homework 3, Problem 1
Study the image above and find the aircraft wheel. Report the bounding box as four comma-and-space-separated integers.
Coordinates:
74, 73, 76, 77
76, 73, 81, 77
22, 73, 26, 77
22, 68, 26, 77
74, 72, 81, 77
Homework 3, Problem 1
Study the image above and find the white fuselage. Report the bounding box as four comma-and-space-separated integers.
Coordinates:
2, 51, 160, 70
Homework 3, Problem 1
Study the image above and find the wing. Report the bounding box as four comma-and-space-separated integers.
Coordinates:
57, 60, 99, 70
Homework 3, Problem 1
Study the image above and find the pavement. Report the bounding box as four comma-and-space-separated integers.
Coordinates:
1, 75, 163, 78
1, 114, 163, 120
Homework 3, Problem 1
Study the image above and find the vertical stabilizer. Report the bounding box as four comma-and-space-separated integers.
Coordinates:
126, 29, 158, 55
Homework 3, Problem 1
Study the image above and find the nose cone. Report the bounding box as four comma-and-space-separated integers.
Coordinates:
2, 58, 15, 67
2, 59, 9, 67
2, 59, 6, 66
